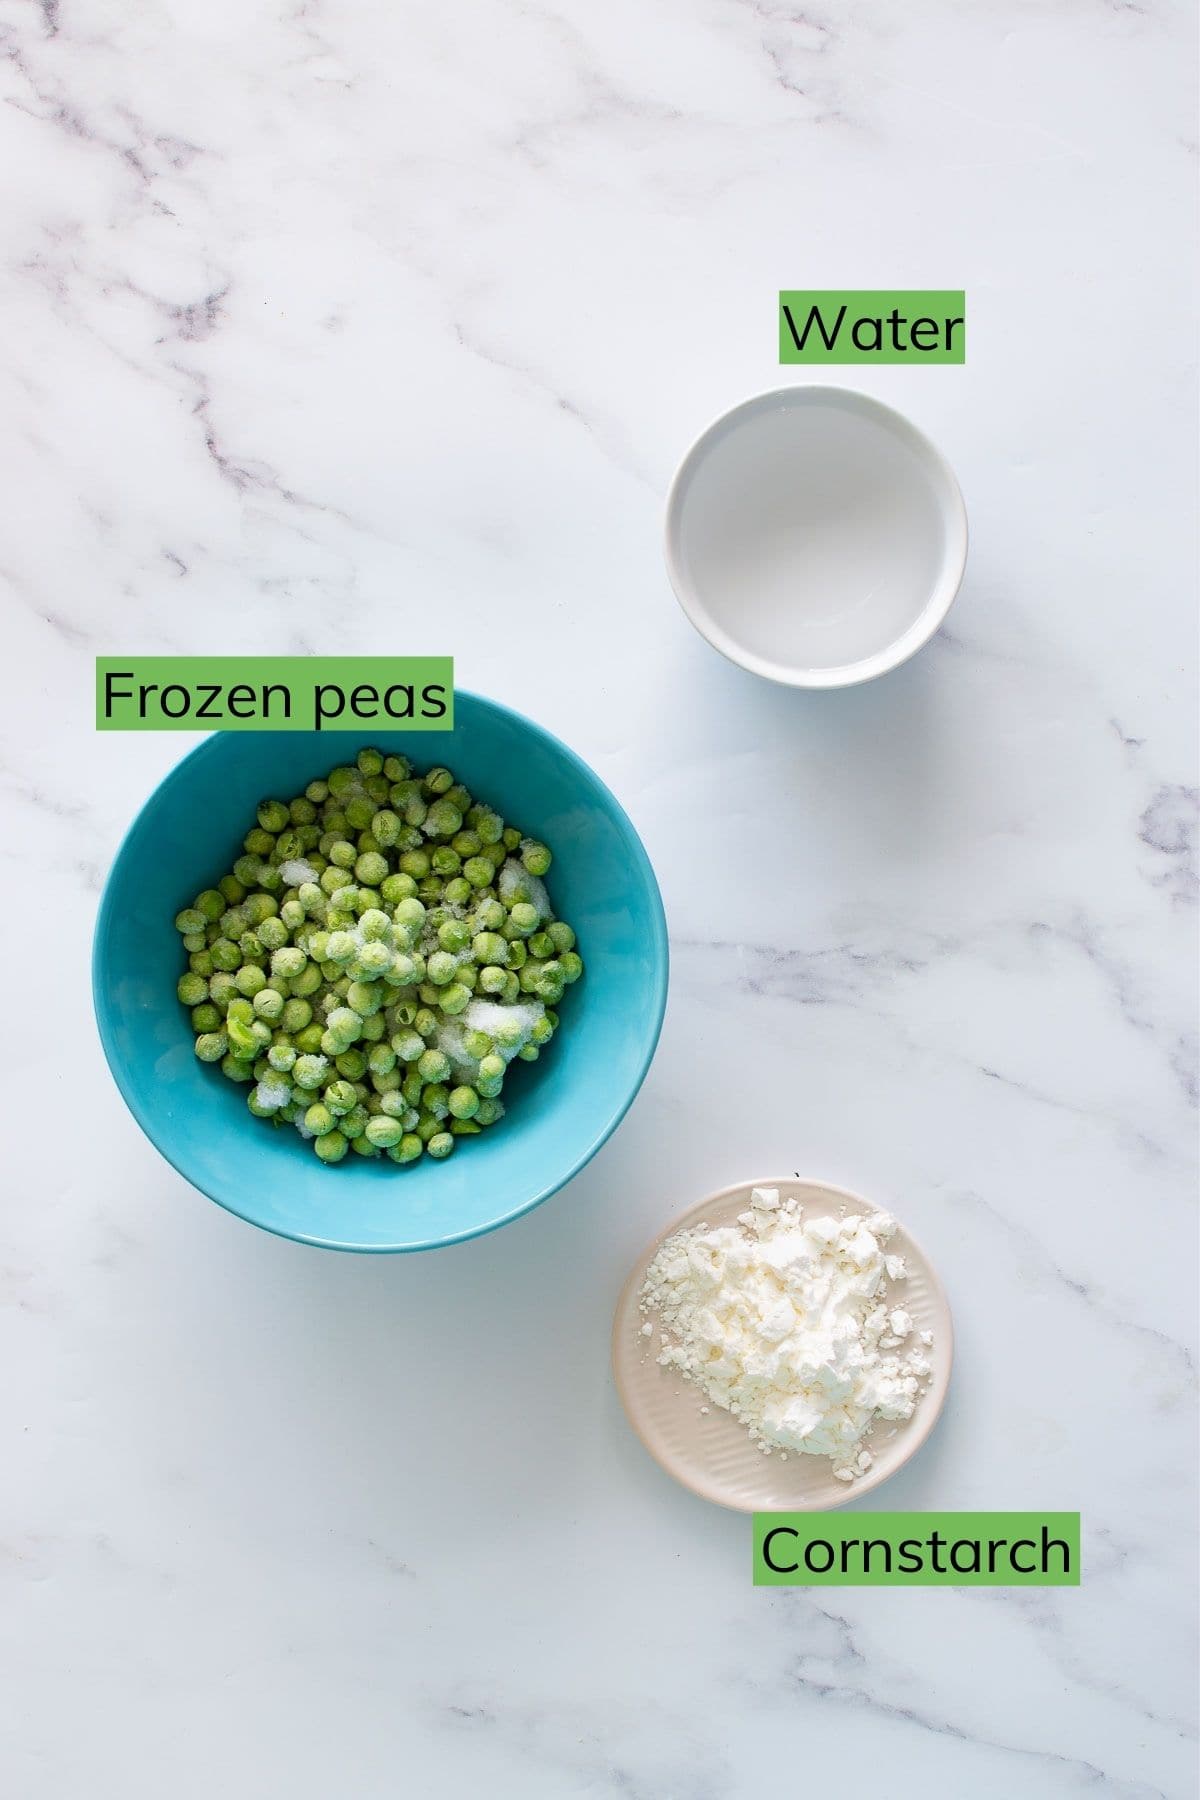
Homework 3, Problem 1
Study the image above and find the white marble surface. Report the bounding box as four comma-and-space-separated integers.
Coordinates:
2, 2, 1196, 1795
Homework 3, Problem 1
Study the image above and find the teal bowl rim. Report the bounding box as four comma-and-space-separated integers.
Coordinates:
92, 692, 670, 1254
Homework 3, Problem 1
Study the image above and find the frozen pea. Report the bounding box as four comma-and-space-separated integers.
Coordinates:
342, 1102, 371, 1138
448, 1085, 479, 1120
182, 931, 206, 954
444, 877, 473, 907
547, 921, 576, 953
271, 946, 306, 980
393, 896, 426, 934
559, 951, 583, 984
388, 1133, 424, 1165
355, 851, 388, 886
502, 827, 521, 852
177, 971, 208, 1006
438, 919, 470, 954
335, 1048, 368, 1080
364, 1115, 402, 1149
293, 1054, 329, 1090
314, 1130, 348, 1164
479, 966, 508, 996
439, 983, 471, 1015
476, 1097, 505, 1126
174, 907, 206, 935
346, 980, 384, 1017
493, 1014, 526, 1053
472, 931, 508, 966
209, 972, 237, 1009
353, 941, 392, 980
189, 950, 215, 978
520, 840, 551, 876
426, 950, 457, 987
281, 998, 312, 1033
253, 987, 284, 1021
258, 915, 288, 951
427, 1131, 454, 1160
424, 798, 462, 839
518, 1044, 539, 1062
301, 1101, 334, 1137
326, 931, 357, 965
191, 1002, 221, 1033
268, 1042, 297, 1073
462, 856, 493, 889
322, 1078, 357, 1115
527, 931, 554, 960
417, 1048, 450, 1084
392, 1028, 426, 1064
356, 747, 384, 777
325, 1006, 362, 1044
278, 901, 304, 933
381, 872, 417, 905
296, 1024, 326, 1055
368, 1043, 396, 1077
235, 964, 267, 998
221, 1054, 255, 1083
244, 893, 279, 926
423, 766, 454, 795
194, 1031, 227, 1062
431, 846, 461, 877
530, 1014, 554, 1047
508, 902, 538, 938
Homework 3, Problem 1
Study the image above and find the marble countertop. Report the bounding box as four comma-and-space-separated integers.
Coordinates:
2, 3, 1196, 1796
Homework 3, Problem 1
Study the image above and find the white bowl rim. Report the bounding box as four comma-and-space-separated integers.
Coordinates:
663, 384, 969, 690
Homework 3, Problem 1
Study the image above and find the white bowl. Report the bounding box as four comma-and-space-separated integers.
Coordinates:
664, 387, 967, 688
612, 1177, 953, 1512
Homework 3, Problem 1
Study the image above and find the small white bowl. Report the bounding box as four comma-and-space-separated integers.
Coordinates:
613, 1177, 953, 1512
664, 386, 967, 688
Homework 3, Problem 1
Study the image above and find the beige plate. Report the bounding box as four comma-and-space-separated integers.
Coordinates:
612, 1178, 954, 1512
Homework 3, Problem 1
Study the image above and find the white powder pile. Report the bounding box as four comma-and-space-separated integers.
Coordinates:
640, 1187, 933, 1482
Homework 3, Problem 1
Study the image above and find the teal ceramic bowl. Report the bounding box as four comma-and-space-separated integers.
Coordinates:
93, 695, 668, 1252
